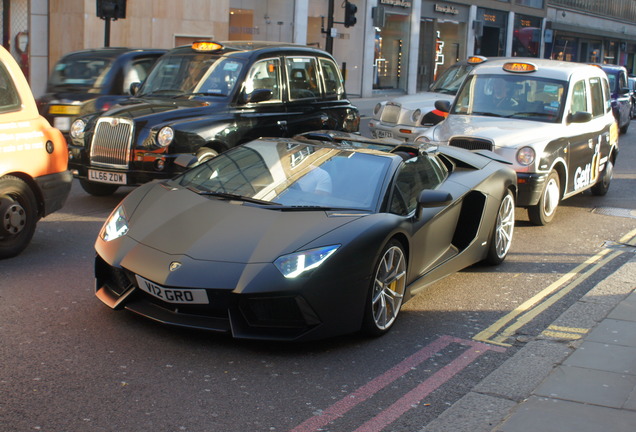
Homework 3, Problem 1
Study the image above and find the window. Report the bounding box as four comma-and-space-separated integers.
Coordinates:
244, 58, 281, 101
319, 58, 344, 99
570, 80, 587, 114
589, 77, 605, 117
286, 57, 319, 100
390, 155, 448, 215
0, 64, 21, 113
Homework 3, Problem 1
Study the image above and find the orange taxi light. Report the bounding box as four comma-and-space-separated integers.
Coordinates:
399, 129, 413, 134
467, 55, 488, 64
503, 62, 537, 73
192, 41, 223, 52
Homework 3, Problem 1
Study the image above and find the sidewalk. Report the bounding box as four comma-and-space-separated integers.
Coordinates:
423, 251, 636, 432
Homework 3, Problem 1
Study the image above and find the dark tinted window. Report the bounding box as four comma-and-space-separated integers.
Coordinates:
390, 155, 448, 215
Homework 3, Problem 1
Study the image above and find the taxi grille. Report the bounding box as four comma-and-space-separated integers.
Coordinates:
380, 104, 401, 124
449, 137, 493, 151
90, 117, 134, 168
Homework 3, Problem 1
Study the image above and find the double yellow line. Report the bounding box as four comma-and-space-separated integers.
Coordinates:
474, 227, 636, 346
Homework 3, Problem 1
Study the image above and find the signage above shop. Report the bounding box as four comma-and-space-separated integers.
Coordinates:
435, 4, 459, 15
380, 0, 412, 8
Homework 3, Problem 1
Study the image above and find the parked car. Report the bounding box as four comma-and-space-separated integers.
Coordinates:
68, 41, 360, 196
599, 64, 631, 133
416, 58, 619, 226
369, 56, 489, 142
0, 46, 72, 258
37, 47, 166, 138
93, 132, 516, 341
628, 76, 636, 118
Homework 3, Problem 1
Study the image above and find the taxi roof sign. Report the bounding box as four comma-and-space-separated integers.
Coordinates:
467, 55, 488, 65
502, 62, 537, 73
192, 41, 223, 52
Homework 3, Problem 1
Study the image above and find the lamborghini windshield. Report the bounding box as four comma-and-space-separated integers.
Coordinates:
176, 140, 392, 210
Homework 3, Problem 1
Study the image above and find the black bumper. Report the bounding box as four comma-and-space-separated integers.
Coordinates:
34, 170, 73, 216
516, 172, 548, 207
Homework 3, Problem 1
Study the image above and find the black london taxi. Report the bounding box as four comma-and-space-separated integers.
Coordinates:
68, 41, 360, 195
416, 58, 619, 225
37, 47, 166, 139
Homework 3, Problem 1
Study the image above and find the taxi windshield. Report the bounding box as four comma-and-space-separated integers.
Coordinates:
430, 63, 475, 94
49, 56, 114, 91
452, 74, 566, 123
138, 53, 245, 97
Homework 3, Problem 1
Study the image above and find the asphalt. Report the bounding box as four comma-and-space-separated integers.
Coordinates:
351, 95, 636, 432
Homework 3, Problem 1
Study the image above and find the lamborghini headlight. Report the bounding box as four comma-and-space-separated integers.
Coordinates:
274, 245, 340, 278
101, 205, 129, 241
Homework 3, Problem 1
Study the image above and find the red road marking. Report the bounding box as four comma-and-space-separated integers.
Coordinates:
289, 335, 505, 432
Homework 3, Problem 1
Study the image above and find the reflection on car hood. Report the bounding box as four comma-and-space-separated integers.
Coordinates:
126, 184, 363, 263
433, 115, 563, 147
101, 98, 221, 122
384, 92, 454, 110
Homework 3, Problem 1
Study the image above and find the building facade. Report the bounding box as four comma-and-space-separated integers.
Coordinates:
3, 0, 636, 99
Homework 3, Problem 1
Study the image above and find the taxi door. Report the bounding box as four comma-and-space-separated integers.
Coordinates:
236, 57, 290, 142
563, 77, 606, 196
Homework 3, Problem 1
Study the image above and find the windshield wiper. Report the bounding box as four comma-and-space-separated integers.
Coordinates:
139, 89, 186, 97
188, 187, 279, 206
174, 92, 227, 98
471, 111, 502, 118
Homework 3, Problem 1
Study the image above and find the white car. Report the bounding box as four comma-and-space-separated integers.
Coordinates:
369, 57, 489, 142
416, 58, 619, 225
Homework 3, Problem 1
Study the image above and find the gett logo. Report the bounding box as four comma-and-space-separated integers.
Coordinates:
574, 164, 591, 190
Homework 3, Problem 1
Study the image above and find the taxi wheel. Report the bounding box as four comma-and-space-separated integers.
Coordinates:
195, 147, 219, 165
362, 239, 406, 336
79, 179, 119, 196
591, 159, 613, 196
0, 176, 38, 259
528, 170, 560, 226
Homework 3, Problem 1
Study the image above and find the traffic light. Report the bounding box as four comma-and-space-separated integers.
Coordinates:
344, 1, 357, 28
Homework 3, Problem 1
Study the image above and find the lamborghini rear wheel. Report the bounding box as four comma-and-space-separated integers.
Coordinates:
362, 239, 407, 336
485, 190, 515, 265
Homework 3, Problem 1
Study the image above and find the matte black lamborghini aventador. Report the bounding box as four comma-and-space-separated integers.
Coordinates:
94, 132, 517, 341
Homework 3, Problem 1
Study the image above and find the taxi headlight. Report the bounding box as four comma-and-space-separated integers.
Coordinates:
411, 109, 422, 122
414, 135, 432, 145
157, 126, 174, 147
517, 147, 536, 166
274, 245, 340, 278
70, 119, 86, 140
374, 103, 382, 116
100, 205, 128, 242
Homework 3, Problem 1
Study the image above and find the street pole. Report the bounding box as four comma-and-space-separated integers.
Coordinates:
104, 18, 111, 47
325, 0, 334, 54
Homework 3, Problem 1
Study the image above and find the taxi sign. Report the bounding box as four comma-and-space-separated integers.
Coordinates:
502, 62, 537, 73
467, 55, 488, 65
192, 41, 223, 52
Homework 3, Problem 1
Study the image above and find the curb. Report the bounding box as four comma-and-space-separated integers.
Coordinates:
420, 252, 636, 432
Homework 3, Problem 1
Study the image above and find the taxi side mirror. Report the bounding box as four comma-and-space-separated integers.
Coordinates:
567, 111, 592, 124
242, 88, 272, 104
434, 99, 451, 113
129, 82, 141, 96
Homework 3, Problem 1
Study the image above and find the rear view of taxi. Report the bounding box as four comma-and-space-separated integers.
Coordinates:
0, 46, 72, 258
417, 59, 618, 225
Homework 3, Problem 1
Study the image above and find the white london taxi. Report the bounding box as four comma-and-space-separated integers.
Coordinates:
415, 58, 618, 225
369, 56, 490, 142
0, 45, 72, 258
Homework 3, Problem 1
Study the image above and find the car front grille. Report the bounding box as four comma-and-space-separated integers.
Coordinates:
380, 103, 401, 124
90, 117, 134, 168
449, 137, 493, 151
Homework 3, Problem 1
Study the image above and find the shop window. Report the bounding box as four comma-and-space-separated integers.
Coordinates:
373, 13, 409, 91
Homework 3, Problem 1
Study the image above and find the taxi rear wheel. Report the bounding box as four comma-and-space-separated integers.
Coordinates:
79, 179, 119, 196
528, 170, 560, 226
0, 176, 38, 259
591, 159, 613, 196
